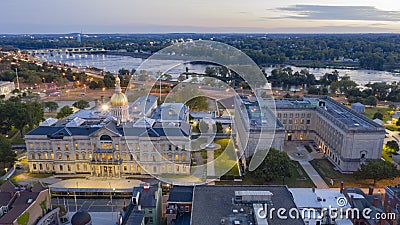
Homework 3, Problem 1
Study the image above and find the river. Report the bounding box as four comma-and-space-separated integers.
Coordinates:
37, 53, 400, 85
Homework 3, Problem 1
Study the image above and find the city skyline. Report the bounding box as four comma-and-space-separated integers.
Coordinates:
1, 0, 400, 34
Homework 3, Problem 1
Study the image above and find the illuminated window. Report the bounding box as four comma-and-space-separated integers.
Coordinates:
65, 144, 69, 151
67, 165, 71, 171
124, 165, 127, 171
75, 154, 79, 160
83, 164, 87, 171
101, 143, 113, 149
57, 144, 60, 150
66, 155, 70, 160
31, 153, 35, 159
182, 154, 186, 161
51, 153, 54, 160
38, 153, 41, 160
44, 153, 48, 160
77, 164, 80, 171
58, 154, 62, 160
137, 165, 141, 172
89, 153, 92, 159
115, 144, 119, 151
162, 154, 166, 160
75, 143, 78, 150
175, 154, 179, 161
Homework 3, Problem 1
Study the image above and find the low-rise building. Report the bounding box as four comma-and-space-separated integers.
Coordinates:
191, 185, 304, 225
343, 188, 385, 225
166, 186, 193, 225
127, 184, 162, 225
290, 188, 352, 225
0, 181, 55, 225
384, 186, 400, 225
351, 102, 365, 114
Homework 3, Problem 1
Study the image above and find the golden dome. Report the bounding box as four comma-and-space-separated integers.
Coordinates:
110, 92, 128, 106
110, 75, 128, 106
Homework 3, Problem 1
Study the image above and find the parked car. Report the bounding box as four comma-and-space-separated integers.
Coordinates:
15, 164, 23, 169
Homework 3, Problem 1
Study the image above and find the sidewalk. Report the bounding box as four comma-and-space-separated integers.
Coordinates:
299, 161, 329, 189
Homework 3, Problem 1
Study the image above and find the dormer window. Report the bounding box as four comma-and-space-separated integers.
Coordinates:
100, 135, 113, 149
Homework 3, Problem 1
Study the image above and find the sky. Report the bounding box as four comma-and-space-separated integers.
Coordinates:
1, 0, 400, 34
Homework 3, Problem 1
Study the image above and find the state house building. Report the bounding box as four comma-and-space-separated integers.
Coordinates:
25, 77, 191, 177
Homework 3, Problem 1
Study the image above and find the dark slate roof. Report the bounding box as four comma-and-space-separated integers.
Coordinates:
0, 191, 41, 224
71, 211, 91, 225
132, 186, 158, 208
168, 186, 193, 203
125, 210, 145, 225
191, 185, 304, 225
25, 126, 62, 135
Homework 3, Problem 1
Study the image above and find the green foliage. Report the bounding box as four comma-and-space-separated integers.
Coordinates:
17, 212, 30, 225
249, 148, 292, 182
43, 101, 59, 112
40, 197, 47, 215
56, 106, 73, 119
386, 140, 399, 152
198, 120, 209, 133
73, 100, 90, 109
186, 96, 208, 111
0, 135, 16, 170
216, 122, 223, 133
354, 160, 399, 185
0, 100, 44, 136
373, 112, 384, 120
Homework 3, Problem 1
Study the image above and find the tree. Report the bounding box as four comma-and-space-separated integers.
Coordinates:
354, 160, 399, 186
186, 96, 208, 111
365, 96, 378, 107
73, 100, 90, 109
57, 106, 74, 119
249, 148, 292, 182
373, 112, 383, 120
0, 135, 16, 171
216, 122, 223, 133
198, 120, 210, 133
386, 140, 399, 152
43, 102, 58, 112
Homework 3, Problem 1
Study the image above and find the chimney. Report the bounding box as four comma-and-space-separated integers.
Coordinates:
340, 181, 344, 194
373, 197, 379, 208
368, 186, 374, 195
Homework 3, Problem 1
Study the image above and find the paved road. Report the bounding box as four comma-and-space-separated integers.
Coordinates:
299, 161, 329, 189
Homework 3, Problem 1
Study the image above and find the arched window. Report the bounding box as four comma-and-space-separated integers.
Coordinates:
100, 135, 112, 149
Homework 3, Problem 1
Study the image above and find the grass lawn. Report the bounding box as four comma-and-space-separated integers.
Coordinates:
213, 138, 238, 177
310, 159, 400, 188
363, 106, 392, 122
217, 161, 315, 188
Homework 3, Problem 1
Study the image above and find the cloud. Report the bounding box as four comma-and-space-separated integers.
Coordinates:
268, 5, 400, 21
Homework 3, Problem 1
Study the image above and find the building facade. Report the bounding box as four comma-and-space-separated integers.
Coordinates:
25, 79, 191, 177
234, 95, 385, 172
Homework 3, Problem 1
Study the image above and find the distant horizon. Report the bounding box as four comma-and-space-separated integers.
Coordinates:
1, 0, 400, 34
2, 32, 400, 35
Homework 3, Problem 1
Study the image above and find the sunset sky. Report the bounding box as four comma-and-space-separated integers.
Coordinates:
1, 0, 400, 33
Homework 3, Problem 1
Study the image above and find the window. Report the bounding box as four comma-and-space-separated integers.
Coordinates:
67, 165, 71, 172
89, 153, 92, 159
124, 165, 127, 171
38, 153, 41, 159
44, 153, 48, 160
153, 155, 156, 162
77, 164, 80, 171
176, 165, 180, 172
115, 144, 119, 151
31, 153, 35, 159
59, 165, 63, 171
153, 166, 157, 173
51, 153, 54, 160
33, 164, 37, 170
75, 143, 78, 150
294, 119, 298, 124
76, 154, 79, 160
169, 145, 172, 151
175, 154, 179, 161
65, 144, 69, 151
182, 154, 186, 161
83, 164, 87, 171
66, 155, 70, 160
29, 143, 33, 149
306, 120, 311, 124
58, 154, 62, 160
57, 144, 60, 150
82, 154, 85, 160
